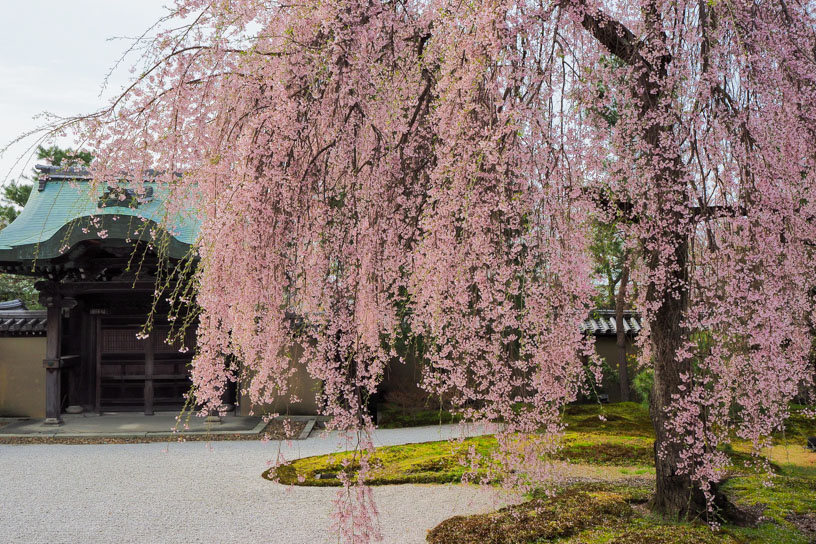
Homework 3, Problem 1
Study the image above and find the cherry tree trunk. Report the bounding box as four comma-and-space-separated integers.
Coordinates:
647, 236, 709, 517
576, 5, 714, 514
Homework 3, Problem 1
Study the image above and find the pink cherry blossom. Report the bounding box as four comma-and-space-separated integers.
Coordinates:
61, 0, 816, 539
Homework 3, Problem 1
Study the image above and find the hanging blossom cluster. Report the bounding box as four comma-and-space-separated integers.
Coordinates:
74, 1, 595, 538
71, 0, 816, 536
410, 1, 596, 490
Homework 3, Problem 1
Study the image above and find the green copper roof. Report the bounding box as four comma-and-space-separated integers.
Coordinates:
0, 166, 200, 263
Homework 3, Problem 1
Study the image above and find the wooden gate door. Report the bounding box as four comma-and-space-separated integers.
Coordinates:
98, 325, 149, 411
151, 326, 194, 412
97, 323, 193, 413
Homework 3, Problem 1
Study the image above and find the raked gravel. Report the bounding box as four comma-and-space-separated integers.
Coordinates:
0, 424, 514, 544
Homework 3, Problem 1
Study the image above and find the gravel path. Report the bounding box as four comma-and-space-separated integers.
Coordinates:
0, 424, 512, 544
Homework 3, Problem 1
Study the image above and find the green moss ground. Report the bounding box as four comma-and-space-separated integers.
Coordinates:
269, 403, 792, 485
269, 436, 496, 486
722, 464, 816, 525
776, 405, 816, 446
428, 487, 637, 544
428, 483, 812, 544
266, 402, 816, 542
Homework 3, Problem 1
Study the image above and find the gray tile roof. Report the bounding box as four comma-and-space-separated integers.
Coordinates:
0, 303, 641, 339
0, 301, 46, 336
580, 310, 642, 336
0, 299, 27, 311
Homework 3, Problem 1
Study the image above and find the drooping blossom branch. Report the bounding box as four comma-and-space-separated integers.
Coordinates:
53, 0, 816, 538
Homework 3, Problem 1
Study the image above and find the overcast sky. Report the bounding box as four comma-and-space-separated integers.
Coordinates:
0, 1, 171, 187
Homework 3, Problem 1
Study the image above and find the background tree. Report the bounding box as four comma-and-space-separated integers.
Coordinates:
589, 219, 638, 402
34, 145, 93, 171
0, 174, 36, 306
54, 0, 816, 537
0, 274, 39, 308
589, 220, 626, 310
0, 182, 32, 226
585, 53, 642, 404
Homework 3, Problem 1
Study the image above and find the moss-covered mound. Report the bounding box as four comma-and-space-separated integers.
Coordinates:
777, 406, 816, 445
559, 433, 655, 465
426, 482, 814, 544
603, 524, 740, 544
723, 469, 816, 525
376, 403, 462, 428
563, 402, 655, 437
266, 436, 497, 486
426, 489, 634, 544
268, 430, 768, 487
424, 470, 816, 544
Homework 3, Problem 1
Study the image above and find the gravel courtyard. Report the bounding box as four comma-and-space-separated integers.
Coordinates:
0, 424, 511, 544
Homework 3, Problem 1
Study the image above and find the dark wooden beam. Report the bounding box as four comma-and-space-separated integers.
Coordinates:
94, 316, 102, 414
43, 294, 63, 425
65, 304, 83, 409
48, 280, 162, 296
590, 189, 749, 223
144, 334, 155, 416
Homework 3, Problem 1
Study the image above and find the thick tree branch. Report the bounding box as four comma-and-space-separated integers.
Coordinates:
567, 1, 639, 64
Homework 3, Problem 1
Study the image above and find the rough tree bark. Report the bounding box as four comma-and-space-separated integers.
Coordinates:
645, 238, 707, 517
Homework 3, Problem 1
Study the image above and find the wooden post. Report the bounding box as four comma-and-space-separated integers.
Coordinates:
43, 295, 63, 425
94, 316, 102, 414
144, 333, 154, 415
65, 302, 82, 410
79, 310, 94, 411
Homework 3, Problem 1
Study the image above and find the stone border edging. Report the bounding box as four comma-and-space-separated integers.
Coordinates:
298, 418, 317, 440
